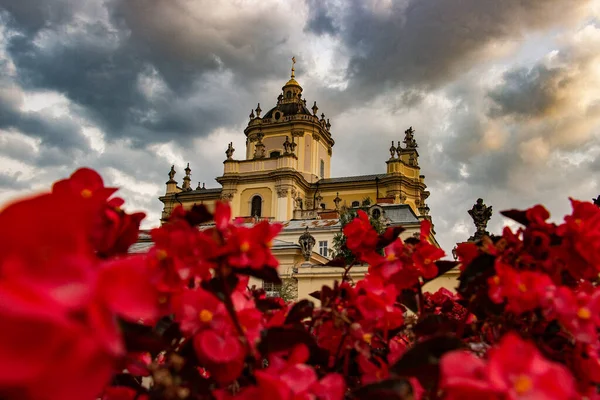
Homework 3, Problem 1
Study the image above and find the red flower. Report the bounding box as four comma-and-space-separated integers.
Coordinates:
225, 221, 282, 270
358, 354, 389, 384
355, 276, 404, 331
553, 286, 600, 344
251, 346, 345, 400
343, 210, 379, 258
440, 332, 577, 399
174, 288, 229, 336
92, 197, 146, 258
454, 242, 480, 271
488, 263, 555, 314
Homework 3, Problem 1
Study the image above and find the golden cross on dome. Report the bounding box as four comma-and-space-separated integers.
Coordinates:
291, 56, 296, 78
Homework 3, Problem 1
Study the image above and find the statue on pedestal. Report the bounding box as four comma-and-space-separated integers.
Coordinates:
468, 198, 493, 241
225, 142, 235, 160
298, 227, 316, 262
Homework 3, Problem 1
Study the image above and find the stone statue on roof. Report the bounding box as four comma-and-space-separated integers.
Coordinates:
403, 126, 417, 149
298, 226, 316, 261
468, 198, 493, 241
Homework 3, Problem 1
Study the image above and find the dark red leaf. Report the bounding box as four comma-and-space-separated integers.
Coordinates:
352, 378, 414, 400
309, 290, 321, 300
500, 209, 529, 226
397, 287, 419, 314
377, 226, 406, 249
257, 327, 328, 365
119, 320, 167, 355
183, 204, 213, 226
422, 260, 459, 285
413, 314, 457, 337
255, 298, 286, 312
404, 237, 420, 246
235, 267, 282, 284
326, 257, 347, 267
200, 274, 240, 301
284, 300, 314, 324
391, 335, 464, 390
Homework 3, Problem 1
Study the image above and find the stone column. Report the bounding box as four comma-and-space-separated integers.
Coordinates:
276, 186, 289, 221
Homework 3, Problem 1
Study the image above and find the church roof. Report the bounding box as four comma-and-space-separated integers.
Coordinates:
317, 174, 389, 184
263, 102, 313, 118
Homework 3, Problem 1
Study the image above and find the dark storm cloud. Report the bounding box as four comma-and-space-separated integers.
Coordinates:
306, 0, 589, 96
488, 64, 572, 118
0, 74, 91, 151
0, 0, 301, 148
304, 0, 338, 36
0, 170, 28, 189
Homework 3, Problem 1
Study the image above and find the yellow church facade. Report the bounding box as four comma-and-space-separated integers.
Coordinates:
151, 61, 452, 300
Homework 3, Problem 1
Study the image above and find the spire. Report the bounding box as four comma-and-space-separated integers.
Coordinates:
291, 56, 296, 79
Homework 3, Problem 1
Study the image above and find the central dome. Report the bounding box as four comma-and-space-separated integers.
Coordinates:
263, 102, 313, 119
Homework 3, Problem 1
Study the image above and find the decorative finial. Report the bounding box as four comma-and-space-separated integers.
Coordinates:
312, 101, 318, 116
182, 163, 192, 191
255, 103, 262, 118
202, 183, 206, 189
168, 165, 176, 182
225, 142, 235, 160
326, 119, 331, 131
249, 109, 255, 119
196, 182, 202, 190
594, 195, 600, 207
291, 56, 296, 79
333, 192, 342, 210
298, 226, 316, 262
389, 141, 397, 159
468, 198, 493, 241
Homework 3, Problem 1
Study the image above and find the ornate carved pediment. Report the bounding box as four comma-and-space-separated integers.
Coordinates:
220, 192, 234, 201
276, 187, 289, 198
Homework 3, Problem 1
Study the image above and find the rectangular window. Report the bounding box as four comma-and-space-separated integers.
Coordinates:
263, 281, 282, 297
319, 240, 328, 257
320, 159, 325, 179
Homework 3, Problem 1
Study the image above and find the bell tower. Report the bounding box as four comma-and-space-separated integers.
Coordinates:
243, 57, 334, 181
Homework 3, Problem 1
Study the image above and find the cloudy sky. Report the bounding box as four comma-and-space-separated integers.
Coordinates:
1, 0, 599, 255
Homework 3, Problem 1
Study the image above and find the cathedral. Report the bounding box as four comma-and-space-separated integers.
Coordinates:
149, 60, 449, 300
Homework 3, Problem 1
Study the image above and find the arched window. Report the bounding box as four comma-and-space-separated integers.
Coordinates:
351, 201, 360, 208
286, 91, 292, 99
251, 195, 262, 217
372, 208, 381, 219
